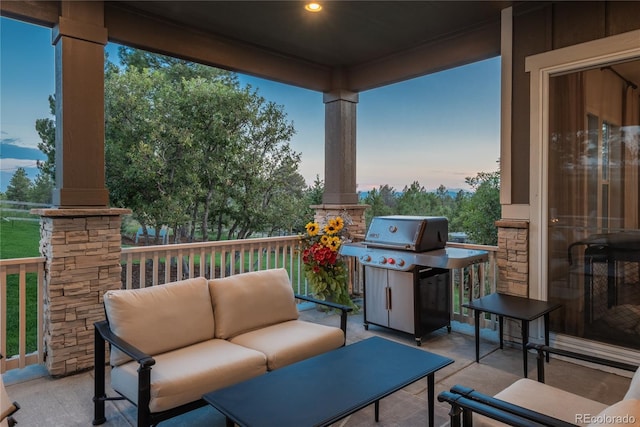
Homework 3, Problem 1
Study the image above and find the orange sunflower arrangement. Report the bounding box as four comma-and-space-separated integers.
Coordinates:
300, 215, 353, 306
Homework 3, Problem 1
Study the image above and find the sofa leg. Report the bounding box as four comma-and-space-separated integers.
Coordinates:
93, 326, 107, 425
138, 364, 153, 427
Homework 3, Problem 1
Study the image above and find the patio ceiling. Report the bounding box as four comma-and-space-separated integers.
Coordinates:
108, 0, 512, 91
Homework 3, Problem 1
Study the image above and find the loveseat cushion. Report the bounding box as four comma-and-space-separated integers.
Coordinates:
473, 378, 608, 427
624, 366, 640, 399
104, 277, 214, 366
587, 399, 640, 426
230, 319, 345, 370
209, 269, 299, 339
110, 339, 267, 413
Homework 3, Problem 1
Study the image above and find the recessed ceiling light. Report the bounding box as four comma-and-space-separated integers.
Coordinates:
305, 2, 322, 12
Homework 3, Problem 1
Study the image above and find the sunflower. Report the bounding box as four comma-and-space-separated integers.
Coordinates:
305, 221, 320, 236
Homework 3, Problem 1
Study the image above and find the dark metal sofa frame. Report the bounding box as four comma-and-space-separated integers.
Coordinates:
438, 343, 638, 427
92, 293, 352, 427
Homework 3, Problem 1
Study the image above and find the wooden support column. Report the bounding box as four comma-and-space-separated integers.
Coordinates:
323, 89, 359, 205
52, 1, 109, 207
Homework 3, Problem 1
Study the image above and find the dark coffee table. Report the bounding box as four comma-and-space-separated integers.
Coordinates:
203, 336, 453, 427
463, 293, 562, 377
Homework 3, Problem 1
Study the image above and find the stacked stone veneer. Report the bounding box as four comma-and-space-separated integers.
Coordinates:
311, 204, 368, 237
496, 219, 530, 297
33, 208, 130, 376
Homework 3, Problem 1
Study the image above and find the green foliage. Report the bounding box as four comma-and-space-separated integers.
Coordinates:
5, 168, 32, 201
362, 185, 396, 225
103, 48, 303, 242
459, 170, 501, 245
35, 95, 56, 183
303, 260, 352, 306
29, 173, 53, 204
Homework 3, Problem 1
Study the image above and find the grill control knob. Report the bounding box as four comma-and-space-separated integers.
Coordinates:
397, 259, 405, 267
360, 254, 371, 262
388, 258, 396, 265
378, 256, 387, 264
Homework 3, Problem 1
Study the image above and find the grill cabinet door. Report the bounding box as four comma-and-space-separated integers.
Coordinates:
388, 270, 415, 334
364, 267, 415, 334
364, 266, 389, 327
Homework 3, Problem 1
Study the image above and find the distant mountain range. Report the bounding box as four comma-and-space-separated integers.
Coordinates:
358, 189, 469, 199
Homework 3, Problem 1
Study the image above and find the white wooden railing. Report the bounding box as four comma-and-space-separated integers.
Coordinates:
0, 257, 45, 373
0, 237, 497, 373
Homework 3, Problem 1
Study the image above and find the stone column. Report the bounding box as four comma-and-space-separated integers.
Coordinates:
323, 90, 359, 205
496, 219, 530, 296
53, 1, 109, 207
311, 204, 368, 238
32, 208, 130, 377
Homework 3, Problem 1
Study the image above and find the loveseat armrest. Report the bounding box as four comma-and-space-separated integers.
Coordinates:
294, 293, 353, 338
438, 385, 578, 427
94, 320, 155, 367
527, 343, 638, 383
93, 320, 156, 427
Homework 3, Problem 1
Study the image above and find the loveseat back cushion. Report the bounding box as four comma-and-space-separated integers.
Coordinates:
587, 399, 640, 426
472, 378, 608, 427
104, 277, 215, 366
624, 366, 640, 399
209, 268, 299, 339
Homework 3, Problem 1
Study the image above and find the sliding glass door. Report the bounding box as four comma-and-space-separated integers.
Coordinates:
547, 59, 640, 349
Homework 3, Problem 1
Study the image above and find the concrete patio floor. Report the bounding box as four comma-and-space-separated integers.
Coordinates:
4, 307, 633, 427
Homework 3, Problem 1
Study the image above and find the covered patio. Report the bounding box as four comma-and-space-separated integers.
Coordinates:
4, 308, 631, 426
1, 1, 640, 425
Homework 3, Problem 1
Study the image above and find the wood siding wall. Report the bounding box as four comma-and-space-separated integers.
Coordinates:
509, 1, 640, 204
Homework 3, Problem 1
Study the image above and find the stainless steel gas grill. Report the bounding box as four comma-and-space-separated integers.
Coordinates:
340, 215, 488, 346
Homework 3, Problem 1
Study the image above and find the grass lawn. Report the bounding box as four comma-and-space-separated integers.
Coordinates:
1, 219, 41, 357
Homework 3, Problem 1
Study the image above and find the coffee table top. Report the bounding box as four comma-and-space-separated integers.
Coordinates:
203, 336, 453, 427
463, 293, 561, 321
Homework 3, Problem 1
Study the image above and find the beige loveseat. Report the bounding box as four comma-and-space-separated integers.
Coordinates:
92, 268, 352, 427
439, 344, 640, 427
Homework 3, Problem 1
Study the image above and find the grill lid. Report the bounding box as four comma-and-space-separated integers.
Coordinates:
365, 215, 448, 252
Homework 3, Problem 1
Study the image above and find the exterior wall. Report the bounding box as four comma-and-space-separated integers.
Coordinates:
508, 1, 640, 205
34, 208, 129, 376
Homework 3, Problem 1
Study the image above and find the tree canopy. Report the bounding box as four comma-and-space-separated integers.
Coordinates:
104, 47, 307, 241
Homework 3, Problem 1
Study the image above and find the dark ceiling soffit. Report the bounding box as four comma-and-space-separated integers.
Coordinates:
348, 20, 502, 91
105, 2, 334, 92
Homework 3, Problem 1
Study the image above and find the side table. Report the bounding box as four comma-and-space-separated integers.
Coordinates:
462, 293, 561, 377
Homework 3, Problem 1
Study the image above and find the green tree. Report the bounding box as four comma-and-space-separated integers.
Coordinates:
29, 173, 53, 204
306, 175, 324, 206
459, 170, 500, 245
396, 181, 437, 216
363, 185, 396, 226
104, 48, 302, 242
34, 95, 56, 183
5, 168, 32, 201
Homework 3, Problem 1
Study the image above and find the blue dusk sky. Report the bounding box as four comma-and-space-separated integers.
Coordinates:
0, 16, 500, 194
